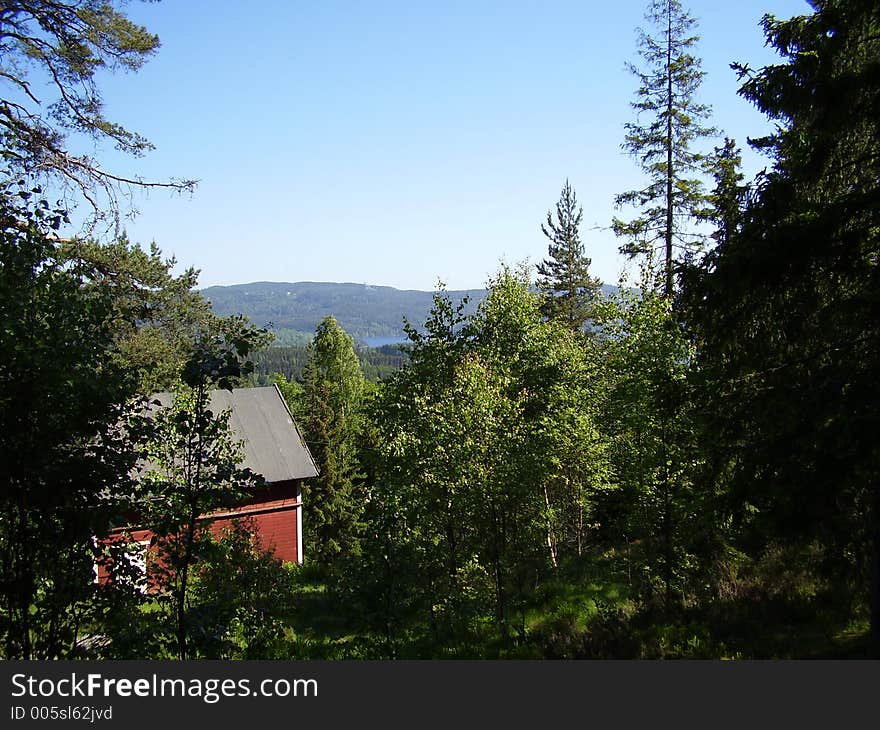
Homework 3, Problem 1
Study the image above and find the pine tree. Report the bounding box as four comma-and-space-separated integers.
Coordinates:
613, 0, 716, 297
536, 180, 601, 331
0, 1, 195, 229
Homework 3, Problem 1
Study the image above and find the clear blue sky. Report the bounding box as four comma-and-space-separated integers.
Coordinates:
87, 0, 809, 291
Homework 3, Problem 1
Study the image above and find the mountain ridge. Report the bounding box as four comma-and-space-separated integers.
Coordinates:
202, 280, 618, 345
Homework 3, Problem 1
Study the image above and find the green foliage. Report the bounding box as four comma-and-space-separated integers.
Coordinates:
0, 183, 141, 658
536, 180, 602, 331
136, 322, 269, 659
251, 344, 407, 387
4, 0, 877, 663
0, 193, 283, 659
706, 137, 748, 250
593, 286, 707, 608
96, 523, 300, 660
357, 345, 410, 382
251, 347, 312, 384
302, 316, 367, 565
61, 236, 220, 392
682, 0, 880, 647
267, 328, 314, 347
0, 184, 275, 660
356, 266, 614, 650
180, 315, 272, 391
139, 394, 259, 537
271, 372, 306, 421
613, 0, 717, 295
185, 522, 299, 659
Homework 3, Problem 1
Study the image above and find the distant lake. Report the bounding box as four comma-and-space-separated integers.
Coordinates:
361, 335, 409, 348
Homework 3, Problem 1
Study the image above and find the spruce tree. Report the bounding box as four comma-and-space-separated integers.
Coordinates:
536, 180, 601, 331
302, 316, 366, 565
707, 137, 747, 250
685, 0, 880, 651
613, 0, 716, 296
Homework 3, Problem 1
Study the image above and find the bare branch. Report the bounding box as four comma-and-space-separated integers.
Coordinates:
0, 70, 40, 104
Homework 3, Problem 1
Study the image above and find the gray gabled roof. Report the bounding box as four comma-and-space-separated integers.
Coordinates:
150, 385, 318, 483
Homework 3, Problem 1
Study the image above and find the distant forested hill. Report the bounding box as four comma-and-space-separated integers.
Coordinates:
201, 281, 483, 344
202, 280, 620, 345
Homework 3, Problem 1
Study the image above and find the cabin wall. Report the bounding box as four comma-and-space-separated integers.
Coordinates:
208, 482, 301, 564
97, 480, 304, 588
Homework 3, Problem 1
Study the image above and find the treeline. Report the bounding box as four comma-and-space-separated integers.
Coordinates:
202, 281, 483, 343
250, 343, 407, 385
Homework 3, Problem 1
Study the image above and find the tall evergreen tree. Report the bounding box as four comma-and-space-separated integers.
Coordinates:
684, 0, 880, 650
613, 0, 716, 296
536, 180, 601, 331
302, 316, 366, 565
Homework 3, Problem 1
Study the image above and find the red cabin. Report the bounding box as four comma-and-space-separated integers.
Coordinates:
98, 385, 318, 587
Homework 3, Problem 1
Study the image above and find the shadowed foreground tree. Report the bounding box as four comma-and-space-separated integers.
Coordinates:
706, 137, 748, 251
682, 0, 880, 651
138, 322, 269, 660
0, 184, 140, 658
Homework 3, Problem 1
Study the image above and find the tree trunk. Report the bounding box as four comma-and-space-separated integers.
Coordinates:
577, 499, 584, 559
663, 472, 673, 612
175, 507, 199, 660
661, 428, 673, 612
176, 528, 194, 660
488, 501, 508, 639
543, 483, 558, 568
13, 498, 34, 659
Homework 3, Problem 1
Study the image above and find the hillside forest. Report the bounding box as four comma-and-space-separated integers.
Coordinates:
1, 0, 879, 659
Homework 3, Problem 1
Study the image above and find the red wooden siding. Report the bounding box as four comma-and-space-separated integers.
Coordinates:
96, 480, 303, 588
208, 497, 301, 564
